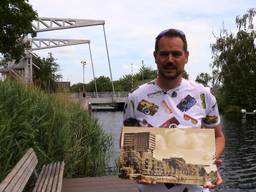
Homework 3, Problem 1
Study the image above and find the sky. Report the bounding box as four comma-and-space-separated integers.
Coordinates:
122, 127, 215, 165
29, 0, 255, 85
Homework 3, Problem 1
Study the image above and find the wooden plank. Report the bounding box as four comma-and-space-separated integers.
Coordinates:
0, 149, 65, 192
56, 162, 64, 192
10, 155, 38, 192
0, 148, 38, 192
33, 161, 64, 192
0, 148, 33, 192
33, 165, 48, 192
62, 176, 139, 192
45, 163, 57, 192
40, 164, 53, 192
51, 162, 60, 192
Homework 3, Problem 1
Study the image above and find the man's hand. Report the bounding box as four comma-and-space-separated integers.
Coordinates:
136, 178, 157, 185
203, 170, 223, 189
215, 159, 223, 167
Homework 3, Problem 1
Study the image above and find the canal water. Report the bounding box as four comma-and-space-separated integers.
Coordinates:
93, 112, 256, 192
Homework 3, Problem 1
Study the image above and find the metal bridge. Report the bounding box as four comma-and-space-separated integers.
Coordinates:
87, 92, 127, 111
0, 17, 115, 97
69, 92, 128, 111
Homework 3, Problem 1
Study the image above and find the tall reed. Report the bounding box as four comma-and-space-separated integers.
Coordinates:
0, 80, 112, 180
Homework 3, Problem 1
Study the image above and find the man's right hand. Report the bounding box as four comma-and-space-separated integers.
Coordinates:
136, 178, 156, 185
203, 170, 223, 189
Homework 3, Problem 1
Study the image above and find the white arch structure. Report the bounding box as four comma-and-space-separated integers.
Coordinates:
31, 38, 98, 97
0, 17, 115, 97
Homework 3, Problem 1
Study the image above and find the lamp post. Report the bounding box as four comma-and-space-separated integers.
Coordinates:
131, 63, 133, 90
81, 60, 86, 97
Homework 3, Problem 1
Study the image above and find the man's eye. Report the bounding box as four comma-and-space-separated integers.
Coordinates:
158, 51, 183, 57
159, 51, 169, 56
172, 51, 182, 57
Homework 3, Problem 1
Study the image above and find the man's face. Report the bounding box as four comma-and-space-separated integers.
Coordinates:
154, 36, 189, 80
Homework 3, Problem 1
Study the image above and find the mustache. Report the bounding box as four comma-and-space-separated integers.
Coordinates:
163, 62, 177, 69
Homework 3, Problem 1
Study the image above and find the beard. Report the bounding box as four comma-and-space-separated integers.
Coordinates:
158, 62, 184, 80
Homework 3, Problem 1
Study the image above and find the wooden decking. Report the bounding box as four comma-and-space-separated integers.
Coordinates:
62, 176, 139, 192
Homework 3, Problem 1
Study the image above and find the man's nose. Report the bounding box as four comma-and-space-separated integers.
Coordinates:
167, 53, 175, 61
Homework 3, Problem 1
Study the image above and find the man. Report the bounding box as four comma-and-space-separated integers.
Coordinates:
123, 28, 225, 192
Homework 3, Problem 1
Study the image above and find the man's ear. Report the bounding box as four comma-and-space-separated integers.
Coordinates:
153, 51, 157, 59
185, 51, 189, 64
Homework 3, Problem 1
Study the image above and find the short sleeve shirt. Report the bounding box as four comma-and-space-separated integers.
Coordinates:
124, 78, 220, 129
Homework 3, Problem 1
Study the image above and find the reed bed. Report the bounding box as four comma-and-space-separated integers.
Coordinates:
0, 80, 112, 180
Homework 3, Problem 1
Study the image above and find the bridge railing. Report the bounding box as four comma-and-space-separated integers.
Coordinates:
65, 92, 127, 107
86, 92, 128, 98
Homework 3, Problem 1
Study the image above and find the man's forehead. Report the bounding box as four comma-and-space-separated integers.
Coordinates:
159, 36, 184, 43
158, 37, 185, 48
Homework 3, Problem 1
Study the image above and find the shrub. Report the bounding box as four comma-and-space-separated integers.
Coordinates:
0, 80, 112, 180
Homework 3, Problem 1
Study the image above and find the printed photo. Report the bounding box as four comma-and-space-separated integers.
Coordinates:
119, 127, 217, 185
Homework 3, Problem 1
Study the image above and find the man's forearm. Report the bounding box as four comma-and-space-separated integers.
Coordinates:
216, 136, 225, 159
215, 125, 225, 160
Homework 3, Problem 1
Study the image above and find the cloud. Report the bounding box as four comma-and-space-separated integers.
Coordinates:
29, 0, 255, 83
165, 129, 209, 151
152, 128, 215, 164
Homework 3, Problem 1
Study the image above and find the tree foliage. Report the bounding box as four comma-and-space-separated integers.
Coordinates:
0, 0, 37, 61
70, 83, 84, 93
70, 65, 191, 93
71, 65, 158, 92
211, 8, 256, 111
33, 53, 62, 93
133, 64, 157, 81
88, 76, 112, 92
195, 72, 212, 87
114, 74, 133, 92
182, 70, 189, 80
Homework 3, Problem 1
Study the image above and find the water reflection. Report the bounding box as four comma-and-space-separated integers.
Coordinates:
94, 112, 256, 191
214, 118, 256, 192
93, 112, 123, 172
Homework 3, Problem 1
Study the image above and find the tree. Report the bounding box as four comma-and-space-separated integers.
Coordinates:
182, 70, 189, 79
0, 0, 37, 61
115, 74, 133, 92
91, 76, 112, 92
33, 53, 62, 93
211, 8, 256, 110
72, 64, 187, 92
70, 83, 84, 93
195, 72, 212, 87
134, 64, 157, 81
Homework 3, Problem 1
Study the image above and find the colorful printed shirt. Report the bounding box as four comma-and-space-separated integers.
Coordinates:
124, 78, 220, 129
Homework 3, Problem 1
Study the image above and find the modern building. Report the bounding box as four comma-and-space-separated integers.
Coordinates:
123, 132, 155, 154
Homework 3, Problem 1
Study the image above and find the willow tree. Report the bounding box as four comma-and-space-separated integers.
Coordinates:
211, 8, 256, 111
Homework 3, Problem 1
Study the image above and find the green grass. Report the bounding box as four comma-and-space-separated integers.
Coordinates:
0, 79, 112, 180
